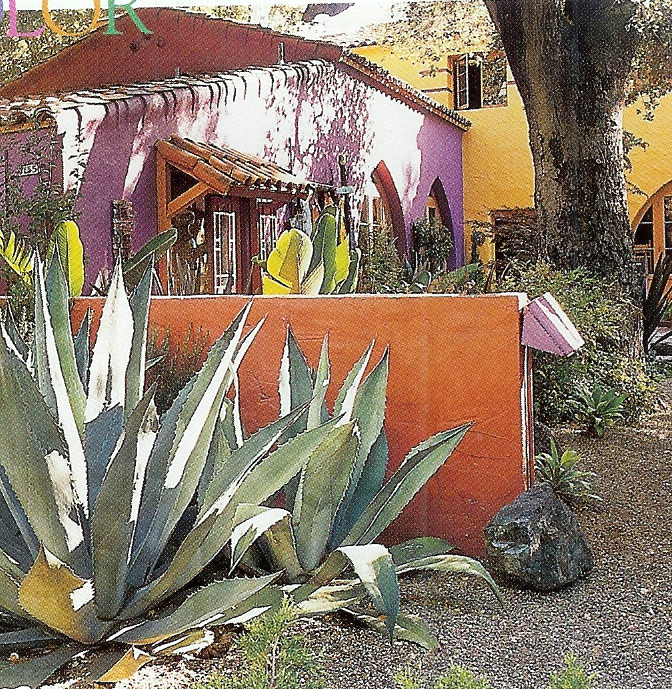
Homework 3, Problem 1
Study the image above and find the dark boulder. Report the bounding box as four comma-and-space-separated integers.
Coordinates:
483, 483, 594, 591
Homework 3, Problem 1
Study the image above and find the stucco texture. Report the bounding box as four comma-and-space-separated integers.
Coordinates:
72, 293, 532, 557
51, 60, 465, 290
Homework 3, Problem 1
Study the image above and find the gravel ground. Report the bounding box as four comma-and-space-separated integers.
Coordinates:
47, 398, 672, 689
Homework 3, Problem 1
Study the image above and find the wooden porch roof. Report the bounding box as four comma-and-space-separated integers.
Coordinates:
156, 137, 331, 197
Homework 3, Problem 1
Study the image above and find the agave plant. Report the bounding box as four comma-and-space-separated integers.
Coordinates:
260, 204, 359, 295
226, 329, 501, 649
573, 382, 627, 438
535, 440, 601, 504
0, 257, 348, 687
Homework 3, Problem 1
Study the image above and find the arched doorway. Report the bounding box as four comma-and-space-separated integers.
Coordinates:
424, 177, 457, 269
632, 179, 672, 275
357, 161, 406, 258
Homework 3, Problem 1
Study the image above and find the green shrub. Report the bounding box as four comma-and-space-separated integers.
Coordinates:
572, 383, 627, 438
358, 224, 406, 293
412, 217, 454, 274
394, 665, 490, 689
535, 440, 601, 504
499, 262, 655, 424
548, 654, 597, 689
146, 323, 209, 414
192, 599, 325, 689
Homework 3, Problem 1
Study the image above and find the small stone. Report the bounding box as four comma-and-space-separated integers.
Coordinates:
483, 483, 594, 592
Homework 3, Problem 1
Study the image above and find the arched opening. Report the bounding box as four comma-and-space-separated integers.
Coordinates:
632, 179, 672, 275
357, 161, 406, 259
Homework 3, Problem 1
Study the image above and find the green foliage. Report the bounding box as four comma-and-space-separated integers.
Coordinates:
535, 440, 601, 504
573, 383, 627, 438
0, 257, 352, 687
394, 665, 490, 689
394, 656, 595, 689
146, 323, 209, 415
499, 262, 655, 424
358, 224, 406, 293
228, 329, 500, 649
193, 599, 325, 689
412, 217, 454, 274
643, 252, 672, 355
547, 654, 598, 689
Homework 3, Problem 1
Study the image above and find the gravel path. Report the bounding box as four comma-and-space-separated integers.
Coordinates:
47, 402, 672, 689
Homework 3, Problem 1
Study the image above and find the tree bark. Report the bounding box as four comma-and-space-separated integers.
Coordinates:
485, 0, 639, 290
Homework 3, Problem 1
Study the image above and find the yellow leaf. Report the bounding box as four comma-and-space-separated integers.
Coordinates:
266, 229, 313, 292
300, 264, 324, 295
95, 647, 154, 683
334, 236, 351, 284
262, 270, 293, 295
18, 547, 110, 644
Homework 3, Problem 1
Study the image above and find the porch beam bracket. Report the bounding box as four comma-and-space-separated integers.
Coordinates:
167, 181, 211, 218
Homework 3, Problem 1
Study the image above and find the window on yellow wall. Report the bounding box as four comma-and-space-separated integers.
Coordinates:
634, 206, 654, 274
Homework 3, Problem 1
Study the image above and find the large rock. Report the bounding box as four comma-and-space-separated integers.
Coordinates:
483, 483, 594, 591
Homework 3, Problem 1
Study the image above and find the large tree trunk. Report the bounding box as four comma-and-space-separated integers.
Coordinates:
485, 0, 639, 290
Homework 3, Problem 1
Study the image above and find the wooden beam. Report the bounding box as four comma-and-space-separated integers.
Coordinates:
167, 181, 210, 218
156, 149, 171, 293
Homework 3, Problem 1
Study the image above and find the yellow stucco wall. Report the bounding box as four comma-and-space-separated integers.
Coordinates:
353, 45, 672, 264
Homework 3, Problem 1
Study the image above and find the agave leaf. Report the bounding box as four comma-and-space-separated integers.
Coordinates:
294, 422, 359, 573
3, 303, 29, 363
130, 303, 254, 575
196, 401, 233, 509
230, 504, 292, 574
344, 607, 438, 650
338, 544, 399, 638
123, 228, 177, 293
125, 259, 153, 417
330, 427, 387, 549
0, 563, 27, 619
337, 248, 360, 293
126, 418, 339, 616
18, 547, 111, 644
87, 646, 154, 683
293, 581, 365, 614
85, 259, 134, 424
115, 573, 281, 645
0, 627, 62, 652
396, 553, 502, 605
0, 328, 87, 570
92, 389, 158, 620
73, 309, 90, 392
0, 642, 81, 689
307, 334, 330, 431
388, 537, 455, 567
0, 462, 38, 568
279, 327, 314, 513
84, 405, 124, 517
35, 258, 89, 514
151, 629, 214, 657
331, 350, 389, 544
344, 423, 471, 546
332, 340, 375, 421
196, 403, 310, 523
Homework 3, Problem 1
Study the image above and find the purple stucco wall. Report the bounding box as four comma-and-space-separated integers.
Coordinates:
51, 60, 464, 290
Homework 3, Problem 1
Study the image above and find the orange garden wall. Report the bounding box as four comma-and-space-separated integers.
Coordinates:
72, 294, 533, 557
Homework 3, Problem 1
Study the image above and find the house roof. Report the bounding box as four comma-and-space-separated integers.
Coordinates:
0, 8, 469, 131
158, 136, 331, 196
